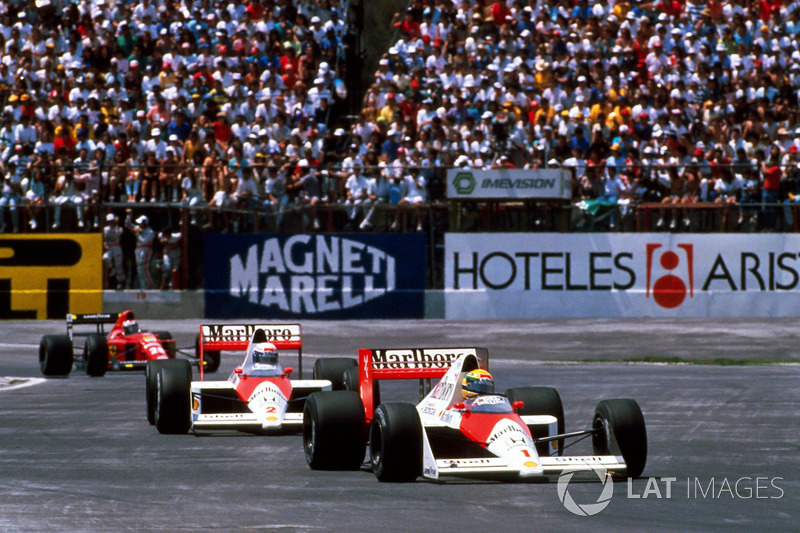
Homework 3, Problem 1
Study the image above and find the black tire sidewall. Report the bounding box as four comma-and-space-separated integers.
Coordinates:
39, 335, 73, 377
593, 399, 647, 478
370, 403, 422, 482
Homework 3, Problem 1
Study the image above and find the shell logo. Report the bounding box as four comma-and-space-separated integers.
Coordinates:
523, 461, 538, 468
266, 416, 278, 421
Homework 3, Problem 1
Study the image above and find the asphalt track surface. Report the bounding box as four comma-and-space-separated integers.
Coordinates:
1, 318, 798, 532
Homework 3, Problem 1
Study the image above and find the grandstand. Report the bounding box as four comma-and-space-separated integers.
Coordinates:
2, 1, 800, 275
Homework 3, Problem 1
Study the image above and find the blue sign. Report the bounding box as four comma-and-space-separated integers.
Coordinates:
205, 233, 426, 318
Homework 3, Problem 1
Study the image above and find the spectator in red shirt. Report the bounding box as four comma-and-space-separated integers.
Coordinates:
53, 125, 76, 159
491, 1, 511, 27
761, 145, 783, 230
213, 112, 233, 152
393, 10, 421, 39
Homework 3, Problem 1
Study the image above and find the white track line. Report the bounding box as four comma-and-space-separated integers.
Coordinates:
0, 377, 47, 391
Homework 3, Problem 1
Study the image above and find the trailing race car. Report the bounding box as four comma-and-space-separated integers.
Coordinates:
302, 348, 647, 483
148, 323, 357, 434
38, 310, 219, 378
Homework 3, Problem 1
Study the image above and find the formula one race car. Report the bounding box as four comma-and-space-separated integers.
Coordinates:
38, 310, 217, 378
148, 323, 357, 434
302, 348, 647, 483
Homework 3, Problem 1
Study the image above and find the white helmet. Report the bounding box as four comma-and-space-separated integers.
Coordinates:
252, 342, 278, 365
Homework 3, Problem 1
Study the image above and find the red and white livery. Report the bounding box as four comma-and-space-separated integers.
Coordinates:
303, 348, 647, 482
148, 324, 337, 434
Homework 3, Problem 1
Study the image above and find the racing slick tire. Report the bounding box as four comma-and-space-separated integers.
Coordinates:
154, 359, 192, 434
343, 366, 381, 407
592, 399, 647, 478
84, 335, 108, 377
505, 387, 565, 456
370, 402, 423, 483
39, 334, 74, 377
303, 391, 366, 470
194, 333, 221, 373
312, 357, 357, 390
147, 360, 193, 425
154, 331, 176, 358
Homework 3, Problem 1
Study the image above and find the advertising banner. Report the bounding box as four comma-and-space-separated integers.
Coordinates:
446, 168, 572, 200
205, 233, 426, 319
0, 234, 103, 319
445, 233, 800, 318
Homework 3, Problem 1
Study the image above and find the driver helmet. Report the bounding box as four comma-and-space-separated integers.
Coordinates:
122, 319, 139, 335
252, 342, 278, 365
462, 368, 494, 399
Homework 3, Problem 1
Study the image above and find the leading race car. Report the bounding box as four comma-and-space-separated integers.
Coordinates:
302, 348, 647, 482
148, 323, 357, 434
38, 311, 183, 377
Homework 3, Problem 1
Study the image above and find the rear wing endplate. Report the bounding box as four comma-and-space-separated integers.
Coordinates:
357, 347, 488, 418
198, 324, 302, 380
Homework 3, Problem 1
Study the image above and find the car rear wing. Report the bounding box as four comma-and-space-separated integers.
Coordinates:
66, 313, 119, 341
197, 324, 302, 380
357, 347, 488, 418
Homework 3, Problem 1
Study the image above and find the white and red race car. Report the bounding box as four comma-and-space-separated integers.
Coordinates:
303, 348, 647, 482
147, 324, 358, 434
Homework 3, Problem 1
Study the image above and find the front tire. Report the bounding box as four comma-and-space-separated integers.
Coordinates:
592, 399, 647, 478
147, 360, 192, 425
505, 387, 565, 456
39, 335, 73, 377
370, 403, 423, 482
84, 335, 108, 377
312, 358, 357, 390
154, 359, 192, 434
303, 391, 366, 470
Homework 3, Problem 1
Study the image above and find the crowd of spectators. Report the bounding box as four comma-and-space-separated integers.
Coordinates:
0, 0, 365, 234
3, 0, 800, 236
374, 0, 800, 231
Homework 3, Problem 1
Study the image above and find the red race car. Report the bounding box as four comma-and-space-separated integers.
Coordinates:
38, 310, 213, 378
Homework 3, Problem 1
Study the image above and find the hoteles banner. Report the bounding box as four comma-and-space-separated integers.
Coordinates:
445, 233, 800, 318
447, 168, 572, 200
0, 234, 102, 319
205, 233, 426, 319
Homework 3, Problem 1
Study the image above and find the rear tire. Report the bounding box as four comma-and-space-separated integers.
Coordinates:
370, 403, 423, 482
84, 335, 108, 377
39, 335, 73, 377
147, 360, 192, 425
194, 333, 221, 373
312, 358, 357, 390
592, 399, 647, 478
154, 331, 176, 358
154, 359, 192, 434
505, 387, 565, 456
303, 391, 366, 470
343, 366, 381, 406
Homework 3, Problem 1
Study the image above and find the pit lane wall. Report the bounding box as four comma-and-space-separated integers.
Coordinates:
0, 234, 102, 319
445, 233, 800, 318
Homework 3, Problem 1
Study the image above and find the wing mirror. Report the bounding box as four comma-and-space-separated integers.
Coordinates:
283, 367, 293, 376
512, 400, 524, 412
453, 402, 470, 413
234, 367, 243, 375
